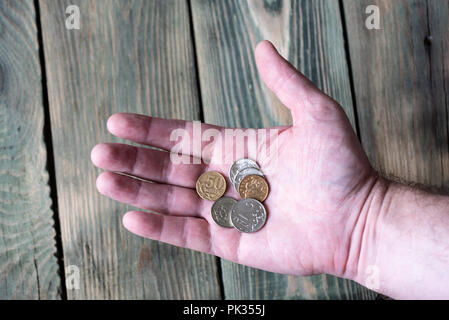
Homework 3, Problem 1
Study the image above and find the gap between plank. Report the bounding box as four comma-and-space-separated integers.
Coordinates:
187, 0, 226, 300
187, 0, 206, 124
339, 0, 384, 300
338, 0, 363, 143
34, 0, 68, 300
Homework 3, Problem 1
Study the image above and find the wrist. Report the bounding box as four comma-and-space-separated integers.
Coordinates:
339, 174, 390, 287
347, 178, 449, 299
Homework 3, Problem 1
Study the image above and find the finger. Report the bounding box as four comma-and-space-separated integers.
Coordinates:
91, 143, 208, 188
107, 113, 223, 158
96, 171, 206, 218
255, 40, 335, 123
123, 211, 213, 255
123, 211, 242, 263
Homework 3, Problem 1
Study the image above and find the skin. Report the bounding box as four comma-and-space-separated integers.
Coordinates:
91, 40, 449, 299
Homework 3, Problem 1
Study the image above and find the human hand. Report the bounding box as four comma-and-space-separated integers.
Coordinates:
91, 40, 377, 280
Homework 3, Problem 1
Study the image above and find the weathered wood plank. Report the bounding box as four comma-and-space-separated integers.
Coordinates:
343, 0, 449, 189
191, 0, 376, 299
39, 0, 221, 299
0, 0, 62, 299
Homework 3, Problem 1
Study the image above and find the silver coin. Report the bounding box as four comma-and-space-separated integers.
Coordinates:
229, 158, 260, 184
233, 167, 264, 191
231, 198, 267, 233
211, 197, 237, 228
230, 159, 260, 183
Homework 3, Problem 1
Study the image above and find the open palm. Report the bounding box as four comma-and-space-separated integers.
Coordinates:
91, 41, 376, 279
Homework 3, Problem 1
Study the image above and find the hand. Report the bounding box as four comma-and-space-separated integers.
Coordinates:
91, 40, 377, 279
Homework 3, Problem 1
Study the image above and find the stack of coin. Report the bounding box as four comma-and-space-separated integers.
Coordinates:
196, 159, 269, 233
230, 159, 269, 202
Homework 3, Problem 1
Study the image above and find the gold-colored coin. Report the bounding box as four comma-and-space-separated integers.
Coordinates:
238, 174, 269, 202
196, 171, 227, 201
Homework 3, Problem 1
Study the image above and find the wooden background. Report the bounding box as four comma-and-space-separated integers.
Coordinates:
1, 0, 448, 299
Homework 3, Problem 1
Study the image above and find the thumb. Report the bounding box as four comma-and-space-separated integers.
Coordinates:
255, 40, 336, 124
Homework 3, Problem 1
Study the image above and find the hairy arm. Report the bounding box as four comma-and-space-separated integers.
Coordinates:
348, 177, 449, 299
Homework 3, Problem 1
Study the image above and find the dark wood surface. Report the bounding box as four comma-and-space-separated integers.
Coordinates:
38, 0, 221, 299
0, 0, 61, 299
343, 0, 449, 188
1, 0, 447, 299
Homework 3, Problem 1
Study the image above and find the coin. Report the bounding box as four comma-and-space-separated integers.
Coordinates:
211, 197, 236, 228
231, 198, 267, 233
196, 171, 226, 201
233, 167, 264, 191
229, 158, 259, 184
238, 174, 269, 202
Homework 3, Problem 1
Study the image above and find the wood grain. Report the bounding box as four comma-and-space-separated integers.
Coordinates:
343, 0, 449, 188
39, 0, 221, 299
0, 0, 61, 299
191, 0, 376, 299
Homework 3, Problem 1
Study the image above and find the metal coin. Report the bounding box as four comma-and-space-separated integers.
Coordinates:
238, 174, 269, 202
230, 158, 260, 184
233, 167, 264, 192
229, 158, 259, 184
211, 197, 236, 228
196, 171, 226, 201
231, 198, 267, 233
